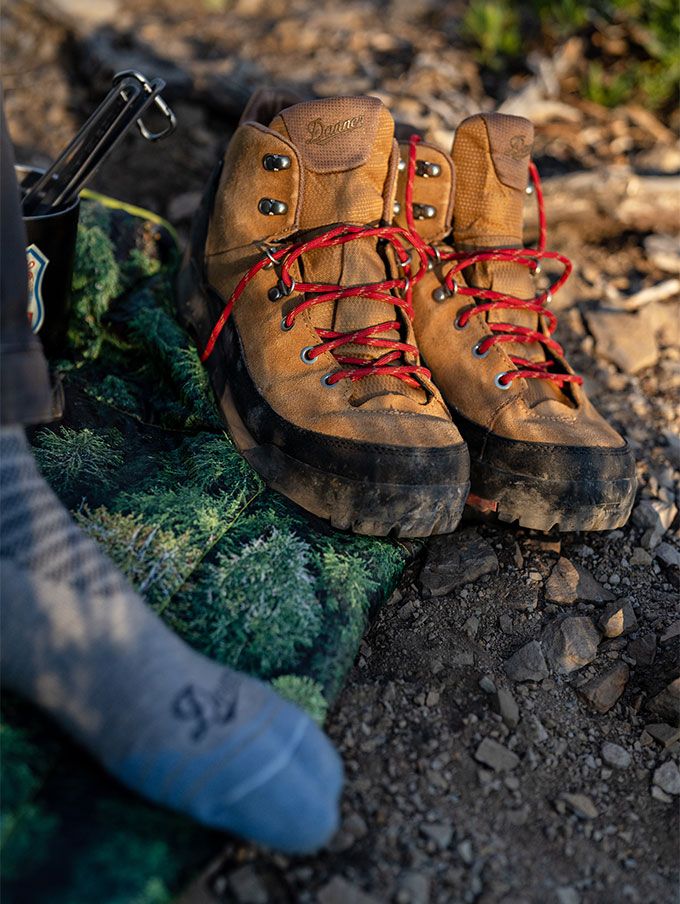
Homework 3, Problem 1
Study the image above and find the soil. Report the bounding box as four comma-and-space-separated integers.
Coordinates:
2, 1, 678, 902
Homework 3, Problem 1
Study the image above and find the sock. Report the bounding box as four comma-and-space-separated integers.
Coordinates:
0, 426, 342, 853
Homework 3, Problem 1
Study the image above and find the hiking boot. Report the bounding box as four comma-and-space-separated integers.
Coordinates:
393, 113, 636, 532
177, 91, 469, 537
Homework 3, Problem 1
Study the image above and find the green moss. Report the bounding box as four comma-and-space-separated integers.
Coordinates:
462, 0, 522, 68
33, 427, 125, 497
271, 675, 328, 725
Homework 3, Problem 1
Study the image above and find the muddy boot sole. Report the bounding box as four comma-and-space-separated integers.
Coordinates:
456, 413, 637, 533
175, 164, 470, 538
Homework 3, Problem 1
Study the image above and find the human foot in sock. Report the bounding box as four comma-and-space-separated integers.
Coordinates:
0, 425, 342, 853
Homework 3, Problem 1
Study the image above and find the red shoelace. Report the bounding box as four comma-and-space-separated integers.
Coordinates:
405, 133, 582, 390
201, 151, 434, 388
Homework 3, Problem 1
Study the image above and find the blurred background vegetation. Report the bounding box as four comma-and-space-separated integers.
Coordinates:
461, 0, 678, 114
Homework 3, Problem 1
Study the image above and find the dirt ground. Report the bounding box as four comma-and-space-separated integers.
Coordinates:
2, 1, 679, 902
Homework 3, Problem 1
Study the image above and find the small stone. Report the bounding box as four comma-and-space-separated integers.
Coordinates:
656, 542, 680, 568
599, 599, 638, 638
601, 742, 632, 769
317, 877, 380, 904
660, 620, 680, 643
647, 678, 680, 726
633, 499, 678, 548
420, 821, 453, 849
645, 233, 680, 273
630, 546, 653, 566
543, 615, 600, 674
504, 640, 549, 682
463, 615, 480, 638
493, 686, 520, 728
627, 633, 657, 666
475, 737, 520, 772
545, 557, 613, 604
560, 792, 599, 819
479, 675, 496, 694
420, 529, 499, 597
397, 871, 431, 904
457, 839, 474, 864
585, 307, 658, 374
645, 723, 680, 748
426, 689, 440, 707
556, 887, 581, 904
228, 865, 269, 904
579, 662, 630, 713
651, 784, 673, 803
652, 760, 680, 796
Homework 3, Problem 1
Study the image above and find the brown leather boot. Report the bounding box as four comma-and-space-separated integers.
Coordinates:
177, 92, 469, 537
393, 113, 636, 532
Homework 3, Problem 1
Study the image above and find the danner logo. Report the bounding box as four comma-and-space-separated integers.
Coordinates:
306, 114, 365, 146
509, 134, 532, 160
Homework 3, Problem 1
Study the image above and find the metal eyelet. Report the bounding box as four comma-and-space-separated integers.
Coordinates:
454, 312, 468, 330
393, 201, 401, 216
525, 184, 534, 195
268, 277, 296, 302
258, 198, 288, 216
402, 275, 411, 295
472, 340, 491, 359
262, 154, 291, 171
300, 346, 316, 364
494, 372, 512, 390
397, 158, 406, 173
432, 286, 450, 302
416, 160, 441, 178
280, 316, 294, 332
543, 290, 553, 306
321, 373, 337, 387
532, 262, 542, 277
413, 203, 437, 220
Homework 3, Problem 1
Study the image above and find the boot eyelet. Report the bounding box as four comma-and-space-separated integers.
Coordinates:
280, 316, 294, 332
494, 372, 512, 390
397, 158, 406, 173
413, 203, 437, 220
300, 346, 316, 364
454, 313, 468, 330
393, 201, 401, 215
262, 154, 291, 171
416, 160, 441, 178
526, 184, 534, 195
472, 340, 491, 358
543, 290, 553, 306
321, 373, 337, 387
432, 286, 450, 302
258, 198, 288, 216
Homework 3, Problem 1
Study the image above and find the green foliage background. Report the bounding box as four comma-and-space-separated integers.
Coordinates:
1, 197, 409, 903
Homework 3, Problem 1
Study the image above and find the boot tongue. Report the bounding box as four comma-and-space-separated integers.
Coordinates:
452, 113, 568, 407
270, 97, 425, 405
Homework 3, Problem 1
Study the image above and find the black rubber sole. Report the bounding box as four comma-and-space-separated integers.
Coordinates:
455, 412, 637, 533
175, 162, 470, 538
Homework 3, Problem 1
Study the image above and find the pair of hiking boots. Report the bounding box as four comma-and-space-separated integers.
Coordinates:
178, 90, 636, 538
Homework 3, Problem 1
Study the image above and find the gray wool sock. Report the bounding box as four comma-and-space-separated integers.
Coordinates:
0, 425, 342, 852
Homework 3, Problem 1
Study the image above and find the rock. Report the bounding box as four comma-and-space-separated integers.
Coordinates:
420, 529, 499, 597
228, 865, 269, 904
584, 307, 658, 374
656, 542, 680, 568
628, 633, 657, 666
651, 784, 673, 803
545, 557, 614, 604
475, 738, 520, 772
633, 499, 678, 548
560, 792, 599, 819
660, 621, 680, 643
644, 234, 680, 273
168, 191, 202, 222
556, 886, 581, 904
457, 839, 474, 864
601, 741, 632, 769
646, 679, 680, 726
37, 0, 120, 30
645, 723, 680, 748
599, 599, 638, 638
652, 760, 680, 796
504, 640, 549, 682
630, 546, 653, 566
397, 871, 431, 904
317, 877, 380, 904
579, 662, 630, 713
420, 821, 454, 849
542, 616, 600, 674
492, 686, 520, 728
